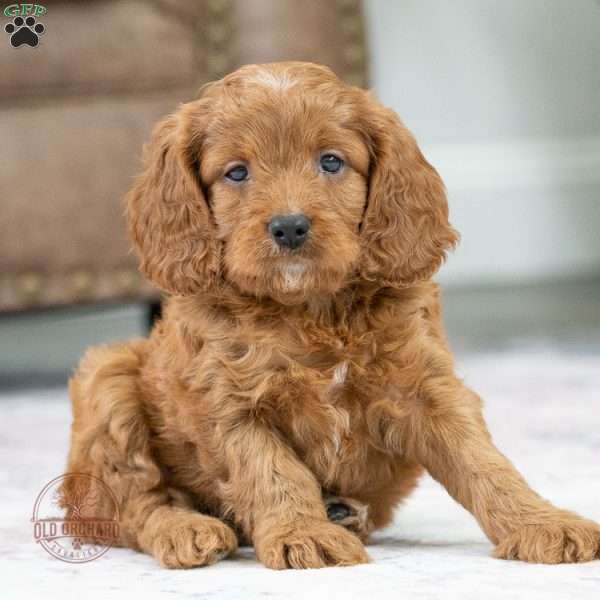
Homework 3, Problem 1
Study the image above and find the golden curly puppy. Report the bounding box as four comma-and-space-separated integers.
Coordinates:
65, 62, 600, 569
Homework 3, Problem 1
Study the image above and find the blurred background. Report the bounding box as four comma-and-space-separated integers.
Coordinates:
1, 0, 599, 387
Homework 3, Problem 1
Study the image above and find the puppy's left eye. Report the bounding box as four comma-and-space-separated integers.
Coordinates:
319, 154, 344, 174
225, 164, 249, 182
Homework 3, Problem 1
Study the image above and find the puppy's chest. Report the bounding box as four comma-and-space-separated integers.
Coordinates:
276, 331, 381, 400
266, 332, 402, 459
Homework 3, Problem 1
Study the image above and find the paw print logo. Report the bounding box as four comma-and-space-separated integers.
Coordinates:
4, 15, 45, 48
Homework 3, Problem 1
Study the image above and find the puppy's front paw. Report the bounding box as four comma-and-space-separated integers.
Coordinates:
494, 517, 600, 564
152, 513, 238, 569
255, 520, 370, 569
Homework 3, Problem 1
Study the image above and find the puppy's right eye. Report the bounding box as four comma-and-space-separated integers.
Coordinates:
319, 153, 344, 174
224, 165, 249, 183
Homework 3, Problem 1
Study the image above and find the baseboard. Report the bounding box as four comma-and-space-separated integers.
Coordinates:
426, 135, 600, 286
424, 135, 600, 192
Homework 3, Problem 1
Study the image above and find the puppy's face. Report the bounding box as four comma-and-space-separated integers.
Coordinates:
128, 62, 457, 303
199, 67, 370, 302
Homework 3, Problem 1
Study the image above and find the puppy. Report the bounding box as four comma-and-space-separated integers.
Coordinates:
65, 62, 600, 569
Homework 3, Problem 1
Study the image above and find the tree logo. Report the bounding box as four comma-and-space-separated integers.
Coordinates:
32, 473, 120, 563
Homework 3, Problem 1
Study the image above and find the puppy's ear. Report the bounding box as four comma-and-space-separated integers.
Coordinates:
126, 101, 219, 295
358, 95, 458, 286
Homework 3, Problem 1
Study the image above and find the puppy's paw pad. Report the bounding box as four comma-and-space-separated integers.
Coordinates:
153, 515, 238, 569
494, 519, 600, 564
257, 521, 370, 570
324, 495, 372, 540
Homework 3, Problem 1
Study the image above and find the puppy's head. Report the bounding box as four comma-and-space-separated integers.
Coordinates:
127, 62, 457, 303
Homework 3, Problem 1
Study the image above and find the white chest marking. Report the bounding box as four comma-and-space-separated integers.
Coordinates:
332, 361, 349, 386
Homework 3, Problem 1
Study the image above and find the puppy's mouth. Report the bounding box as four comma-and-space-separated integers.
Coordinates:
225, 229, 355, 302
267, 235, 315, 267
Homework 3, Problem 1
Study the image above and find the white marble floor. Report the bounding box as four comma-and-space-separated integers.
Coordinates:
1, 351, 599, 600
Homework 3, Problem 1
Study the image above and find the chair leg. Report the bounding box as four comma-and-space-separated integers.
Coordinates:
147, 300, 162, 330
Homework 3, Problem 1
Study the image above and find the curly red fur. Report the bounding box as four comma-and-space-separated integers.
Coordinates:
66, 62, 600, 569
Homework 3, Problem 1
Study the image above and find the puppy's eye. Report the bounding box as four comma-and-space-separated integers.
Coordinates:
319, 154, 344, 174
224, 164, 249, 182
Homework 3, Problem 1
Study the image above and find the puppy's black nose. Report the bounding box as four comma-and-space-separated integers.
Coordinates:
268, 214, 310, 249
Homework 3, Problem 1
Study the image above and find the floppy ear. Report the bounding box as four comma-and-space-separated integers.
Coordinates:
126, 101, 219, 295
358, 95, 458, 286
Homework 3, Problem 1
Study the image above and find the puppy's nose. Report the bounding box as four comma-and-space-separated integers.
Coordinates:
268, 214, 310, 249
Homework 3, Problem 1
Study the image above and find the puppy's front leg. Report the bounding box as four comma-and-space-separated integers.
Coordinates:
409, 374, 600, 563
220, 424, 369, 569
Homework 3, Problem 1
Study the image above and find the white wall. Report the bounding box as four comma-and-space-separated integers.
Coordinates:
365, 0, 600, 287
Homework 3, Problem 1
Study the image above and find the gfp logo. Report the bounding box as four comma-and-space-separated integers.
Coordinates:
4, 4, 46, 47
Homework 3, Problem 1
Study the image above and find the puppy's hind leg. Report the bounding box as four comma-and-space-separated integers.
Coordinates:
66, 341, 237, 568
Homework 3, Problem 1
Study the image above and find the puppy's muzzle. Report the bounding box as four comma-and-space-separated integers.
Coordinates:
268, 214, 310, 250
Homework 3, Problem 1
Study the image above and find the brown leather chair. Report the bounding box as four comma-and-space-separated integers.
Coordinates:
0, 0, 368, 313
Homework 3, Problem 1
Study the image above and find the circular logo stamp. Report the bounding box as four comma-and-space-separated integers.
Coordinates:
32, 473, 120, 563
